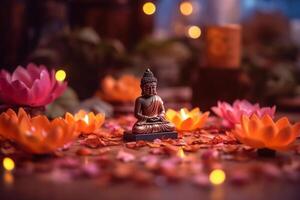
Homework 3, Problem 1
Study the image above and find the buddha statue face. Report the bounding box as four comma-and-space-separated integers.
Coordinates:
142, 82, 157, 97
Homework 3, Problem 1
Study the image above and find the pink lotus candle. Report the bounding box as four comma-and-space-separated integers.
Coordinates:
212, 100, 276, 128
0, 63, 67, 107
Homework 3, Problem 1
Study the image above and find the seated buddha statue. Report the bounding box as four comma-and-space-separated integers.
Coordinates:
132, 69, 175, 134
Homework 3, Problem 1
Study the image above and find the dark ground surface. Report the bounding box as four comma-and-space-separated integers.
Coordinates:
1, 175, 300, 200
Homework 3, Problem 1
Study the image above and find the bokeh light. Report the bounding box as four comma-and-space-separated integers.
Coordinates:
3, 171, 14, 186
209, 169, 226, 185
55, 69, 66, 82
143, 2, 156, 15
187, 26, 202, 39
3, 157, 15, 171
180, 1, 193, 16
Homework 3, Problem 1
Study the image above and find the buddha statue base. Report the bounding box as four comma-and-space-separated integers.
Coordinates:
123, 131, 178, 142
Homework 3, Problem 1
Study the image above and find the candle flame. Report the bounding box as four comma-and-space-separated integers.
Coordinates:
3, 157, 15, 171
177, 147, 186, 159
180, 109, 189, 120
209, 169, 226, 185
83, 115, 89, 124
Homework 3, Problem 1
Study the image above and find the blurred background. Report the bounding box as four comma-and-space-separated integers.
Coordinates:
1, 0, 300, 115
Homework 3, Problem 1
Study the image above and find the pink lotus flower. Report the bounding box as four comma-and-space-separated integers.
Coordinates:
211, 100, 276, 128
0, 63, 67, 107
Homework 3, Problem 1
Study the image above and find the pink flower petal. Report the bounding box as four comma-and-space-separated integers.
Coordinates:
11, 66, 33, 87
117, 150, 135, 162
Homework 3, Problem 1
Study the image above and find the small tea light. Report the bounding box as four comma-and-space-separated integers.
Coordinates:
166, 107, 209, 131
209, 169, 226, 185
65, 110, 105, 134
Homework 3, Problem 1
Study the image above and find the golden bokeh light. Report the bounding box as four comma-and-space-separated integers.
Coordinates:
3, 157, 15, 171
209, 169, 226, 185
187, 26, 201, 39
180, 1, 193, 16
143, 2, 156, 15
55, 69, 66, 82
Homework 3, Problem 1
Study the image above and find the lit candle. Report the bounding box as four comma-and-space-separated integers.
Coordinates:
166, 107, 209, 131
65, 110, 105, 134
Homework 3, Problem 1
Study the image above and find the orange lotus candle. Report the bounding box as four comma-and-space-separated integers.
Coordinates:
231, 114, 300, 152
166, 107, 209, 131
0, 108, 79, 154
96, 75, 141, 103
65, 110, 105, 134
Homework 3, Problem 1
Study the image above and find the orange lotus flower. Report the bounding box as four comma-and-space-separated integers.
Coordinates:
0, 108, 79, 154
232, 114, 300, 151
65, 110, 105, 134
166, 107, 210, 131
96, 75, 141, 103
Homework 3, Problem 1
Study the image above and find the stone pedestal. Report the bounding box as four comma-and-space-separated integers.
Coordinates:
123, 131, 178, 142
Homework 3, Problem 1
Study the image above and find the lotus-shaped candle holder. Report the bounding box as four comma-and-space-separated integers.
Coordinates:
0, 63, 67, 107
65, 110, 105, 134
212, 100, 276, 128
232, 114, 300, 151
96, 75, 140, 103
166, 107, 209, 131
0, 108, 79, 154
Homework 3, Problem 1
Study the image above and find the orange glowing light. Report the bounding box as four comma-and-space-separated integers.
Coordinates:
166, 107, 209, 131
96, 75, 141, 103
232, 114, 300, 151
65, 110, 105, 134
187, 26, 201, 39
143, 2, 156, 15
180, 1, 193, 16
0, 108, 79, 154
4, 171, 14, 185
209, 169, 226, 185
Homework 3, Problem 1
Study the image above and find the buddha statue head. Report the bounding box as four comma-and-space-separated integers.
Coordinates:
141, 69, 157, 97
